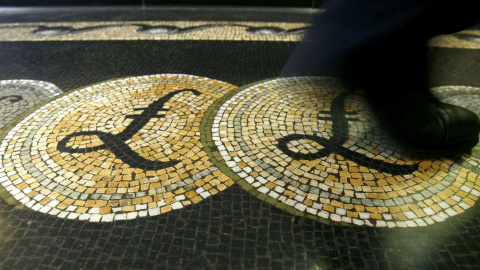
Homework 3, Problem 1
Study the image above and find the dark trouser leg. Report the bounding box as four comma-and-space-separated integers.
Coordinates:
281, 0, 480, 156
282, 0, 480, 85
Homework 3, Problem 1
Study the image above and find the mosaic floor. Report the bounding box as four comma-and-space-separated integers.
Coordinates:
2, 6, 480, 269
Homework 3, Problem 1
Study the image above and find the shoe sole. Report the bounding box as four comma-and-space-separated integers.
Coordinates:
405, 136, 479, 158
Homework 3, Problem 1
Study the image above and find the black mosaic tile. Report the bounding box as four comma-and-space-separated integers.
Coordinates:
0, 41, 295, 91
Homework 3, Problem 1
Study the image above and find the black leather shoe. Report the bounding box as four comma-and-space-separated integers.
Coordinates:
368, 97, 480, 158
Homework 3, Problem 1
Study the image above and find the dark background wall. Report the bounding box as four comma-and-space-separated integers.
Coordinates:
0, 0, 323, 7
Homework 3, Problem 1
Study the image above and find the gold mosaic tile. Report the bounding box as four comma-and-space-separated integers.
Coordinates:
0, 74, 236, 222
210, 77, 480, 228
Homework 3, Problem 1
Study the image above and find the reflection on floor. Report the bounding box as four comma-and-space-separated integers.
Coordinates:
1, 6, 480, 269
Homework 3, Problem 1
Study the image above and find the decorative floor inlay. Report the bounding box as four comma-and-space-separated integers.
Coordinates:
0, 80, 62, 130
0, 74, 236, 222
2, 75, 480, 227
0, 21, 307, 41
208, 77, 480, 228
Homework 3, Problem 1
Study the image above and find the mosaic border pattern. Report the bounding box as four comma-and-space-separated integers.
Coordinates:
0, 21, 307, 41
2, 22, 480, 47
0, 74, 237, 222
205, 77, 480, 228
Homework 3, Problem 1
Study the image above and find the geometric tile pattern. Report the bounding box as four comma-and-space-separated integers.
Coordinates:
209, 77, 480, 227
0, 74, 236, 222
0, 79, 62, 130
0, 21, 307, 41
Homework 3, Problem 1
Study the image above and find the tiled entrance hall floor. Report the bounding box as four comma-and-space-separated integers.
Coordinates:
2, 6, 480, 269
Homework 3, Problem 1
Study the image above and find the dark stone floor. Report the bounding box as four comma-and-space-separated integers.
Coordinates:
1, 6, 480, 270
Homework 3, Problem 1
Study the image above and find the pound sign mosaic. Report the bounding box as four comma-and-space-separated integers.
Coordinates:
57, 89, 200, 171
209, 77, 480, 227
277, 92, 419, 175
0, 75, 238, 221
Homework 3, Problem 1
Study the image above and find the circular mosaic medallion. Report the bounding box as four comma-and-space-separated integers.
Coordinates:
209, 77, 480, 228
0, 80, 62, 130
0, 74, 236, 222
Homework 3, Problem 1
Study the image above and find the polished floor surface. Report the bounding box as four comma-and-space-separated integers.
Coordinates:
1, 6, 480, 269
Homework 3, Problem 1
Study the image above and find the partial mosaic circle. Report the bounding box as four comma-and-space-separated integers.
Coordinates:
211, 77, 480, 228
0, 74, 236, 222
0, 80, 62, 129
